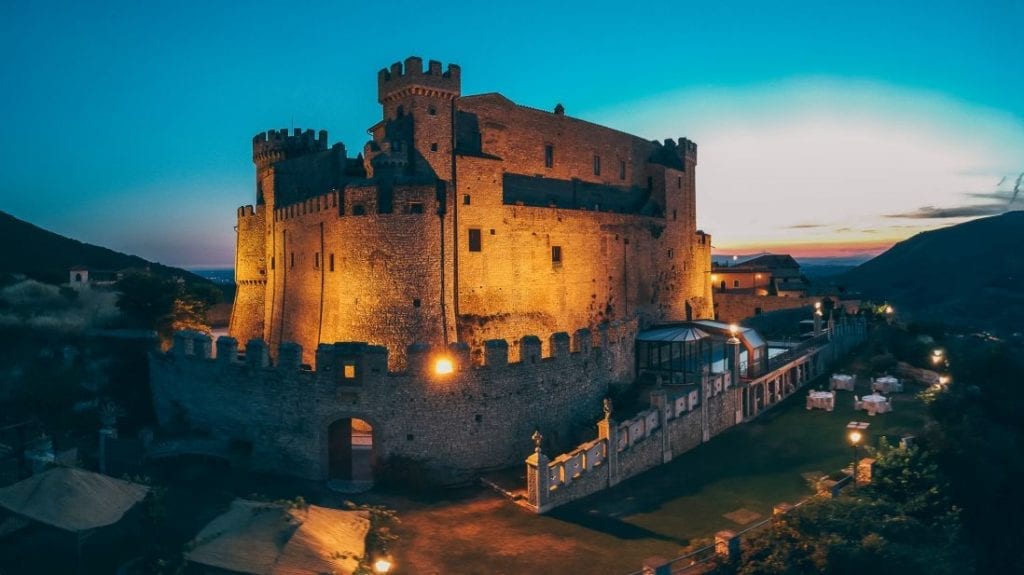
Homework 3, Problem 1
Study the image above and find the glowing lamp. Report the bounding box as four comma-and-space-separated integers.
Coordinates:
848, 430, 862, 445
373, 558, 393, 574
885, 305, 894, 314
939, 375, 950, 385
434, 357, 454, 375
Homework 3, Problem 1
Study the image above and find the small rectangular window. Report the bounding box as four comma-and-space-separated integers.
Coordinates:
544, 144, 554, 168
619, 160, 626, 180
463, 194, 471, 205
290, 252, 295, 268
673, 209, 677, 221
271, 256, 275, 270
593, 155, 601, 176
314, 252, 320, 269
343, 364, 356, 379
329, 253, 334, 272
430, 143, 438, 152
734, 280, 740, 288
468, 228, 482, 252
413, 298, 421, 308
352, 204, 366, 216
678, 176, 682, 189
409, 203, 424, 214
552, 245, 562, 264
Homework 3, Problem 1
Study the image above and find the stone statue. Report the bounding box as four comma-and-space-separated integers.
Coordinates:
531, 430, 543, 453
603, 397, 613, 419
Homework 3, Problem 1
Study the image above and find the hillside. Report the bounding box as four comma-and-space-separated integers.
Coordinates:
0, 211, 208, 286
842, 211, 1024, 331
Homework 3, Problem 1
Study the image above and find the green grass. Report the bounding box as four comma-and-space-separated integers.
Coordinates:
385, 371, 930, 574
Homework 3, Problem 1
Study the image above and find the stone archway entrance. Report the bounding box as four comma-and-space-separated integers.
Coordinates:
327, 417, 375, 491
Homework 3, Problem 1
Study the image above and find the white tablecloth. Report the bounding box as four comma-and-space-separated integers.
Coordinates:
859, 394, 891, 415
806, 391, 835, 411
830, 374, 855, 391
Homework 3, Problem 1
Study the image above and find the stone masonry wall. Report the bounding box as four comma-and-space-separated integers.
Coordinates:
714, 292, 812, 324
151, 325, 634, 484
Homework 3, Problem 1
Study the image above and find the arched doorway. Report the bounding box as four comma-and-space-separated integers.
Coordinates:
327, 417, 375, 491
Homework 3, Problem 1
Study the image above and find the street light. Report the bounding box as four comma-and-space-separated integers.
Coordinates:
847, 421, 869, 488
433, 356, 454, 375
931, 348, 945, 366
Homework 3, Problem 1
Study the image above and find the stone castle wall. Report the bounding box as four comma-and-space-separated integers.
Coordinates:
229, 57, 714, 370
714, 292, 812, 324
150, 321, 636, 484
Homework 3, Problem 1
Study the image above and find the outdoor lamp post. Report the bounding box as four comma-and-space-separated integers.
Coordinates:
931, 348, 945, 366
846, 421, 869, 488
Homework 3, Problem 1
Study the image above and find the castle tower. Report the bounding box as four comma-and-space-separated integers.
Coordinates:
252, 128, 329, 207
368, 57, 461, 180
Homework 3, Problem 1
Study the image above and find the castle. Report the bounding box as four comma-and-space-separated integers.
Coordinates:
147, 58, 871, 490
231, 56, 713, 369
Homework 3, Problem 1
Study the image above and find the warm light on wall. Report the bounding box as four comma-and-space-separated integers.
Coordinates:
434, 357, 454, 375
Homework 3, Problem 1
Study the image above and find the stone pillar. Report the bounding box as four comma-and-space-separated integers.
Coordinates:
216, 336, 238, 364
193, 333, 213, 359
172, 331, 191, 357
525, 430, 550, 513
549, 332, 570, 359
715, 530, 741, 562
650, 390, 672, 463
597, 399, 620, 486
278, 342, 302, 370
449, 341, 471, 370
728, 337, 742, 384
641, 556, 671, 575
246, 339, 269, 369
520, 335, 542, 364
483, 339, 508, 368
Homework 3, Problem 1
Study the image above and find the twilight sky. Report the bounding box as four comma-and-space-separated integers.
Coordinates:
1, 0, 1022, 267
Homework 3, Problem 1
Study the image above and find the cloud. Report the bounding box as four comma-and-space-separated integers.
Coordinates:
786, 223, 826, 229
884, 204, 1011, 219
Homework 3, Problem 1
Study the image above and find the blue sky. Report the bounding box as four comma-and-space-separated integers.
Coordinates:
1, 0, 1021, 266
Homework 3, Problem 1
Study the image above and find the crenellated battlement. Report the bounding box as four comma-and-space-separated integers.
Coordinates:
377, 56, 461, 104
252, 128, 330, 169
165, 324, 610, 377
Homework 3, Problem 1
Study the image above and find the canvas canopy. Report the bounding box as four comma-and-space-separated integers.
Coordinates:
185, 499, 371, 575
0, 467, 149, 533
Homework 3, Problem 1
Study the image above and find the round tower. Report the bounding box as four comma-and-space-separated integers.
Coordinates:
251, 128, 329, 206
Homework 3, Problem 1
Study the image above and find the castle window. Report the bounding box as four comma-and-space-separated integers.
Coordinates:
552, 245, 562, 264
755, 307, 763, 315
329, 253, 334, 272
673, 209, 677, 221
343, 363, 357, 379
406, 434, 414, 441
409, 202, 424, 214
490, 229, 495, 235
468, 228, 482, 252
430, 143, 438, 152
332, 194, 337, 207
352, 204, 366, 216
678, 176, 682, 189
668, 249, 674, 258
271, 256, 275, 270
314, 252, 320, 269
463, 194, 471, 205
396, 105, 405, 118
290, 252, 295, 268
475, 414, 483, 423
734, 280, 740, 288
619, 160, 626, 180
593, 155, 601, 176
413, 298, 421, 308
544, 144, 554, 168
428, 106, 437, 116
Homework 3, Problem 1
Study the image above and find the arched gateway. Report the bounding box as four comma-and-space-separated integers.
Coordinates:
326, 417, 375, 491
